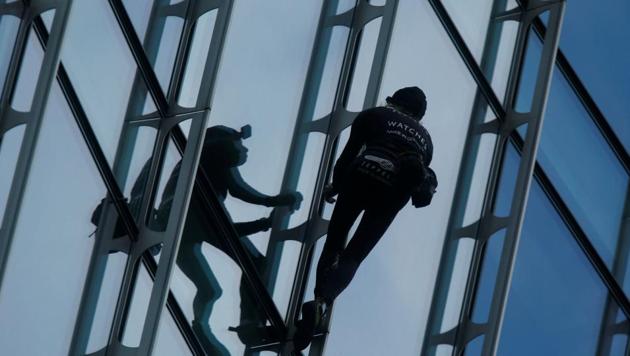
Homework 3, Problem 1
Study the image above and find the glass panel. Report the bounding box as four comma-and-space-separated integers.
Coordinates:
440, 0, 494, 61
0, 15, 19, 96
324, 0, 483, 353
122, 0, 183, 94
441, 0, 518, 102
493, 143, 520, 217
41, 10, 55, 31
178, 10, 217, 108
122, 264, 156, 347
86, 252, 127, 353
346, 17, 381, 112
152, 17, 183, 93
62, 0, 157, 166
11, 28, 44, 112
536, 61, 629, 273
497, 179, 618, 356
558, 0, 630, 151
465, 335, 484, 356
471, 230, 505, 323
336, 0, 357, 14
122, 0, 153, 41
439, 238, 474, 332
0, 83, 104, 355
514, 29, 542, 113
153, 309, 193, 356
313, 26, 350, 120
0, 125, 24, 221
206, 0, 325, 315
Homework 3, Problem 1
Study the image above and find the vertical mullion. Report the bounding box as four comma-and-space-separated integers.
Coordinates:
0, 0, 72, 298
480, 2, 565, 354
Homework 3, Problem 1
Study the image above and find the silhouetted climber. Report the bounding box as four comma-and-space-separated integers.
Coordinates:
152, 125, 302, 354
92, 125, 301, 355
294, 87, 438, 351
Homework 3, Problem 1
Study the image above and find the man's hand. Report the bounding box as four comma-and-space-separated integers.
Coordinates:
270, 191, 303, 210
322, 184, 338, 204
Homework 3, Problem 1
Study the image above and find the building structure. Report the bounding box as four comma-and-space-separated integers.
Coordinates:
0, 0, 628, 355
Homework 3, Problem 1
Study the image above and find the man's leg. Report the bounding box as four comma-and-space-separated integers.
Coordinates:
314, 189, 363, 302
177, 232, 229, 355
316, 198, 404, 302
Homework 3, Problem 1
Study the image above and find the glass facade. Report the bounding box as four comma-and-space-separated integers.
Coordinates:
0, 0, 628, 355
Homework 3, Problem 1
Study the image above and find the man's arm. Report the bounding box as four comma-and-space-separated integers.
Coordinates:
330, 111, 370, 191
227, 168, 301, 208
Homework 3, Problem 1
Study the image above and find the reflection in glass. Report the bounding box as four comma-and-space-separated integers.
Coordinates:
0, 84, 103, 355
149, 125, 295, 353
10, 29, 44, 112
498, 180, 613, 356
207, 0, 324, 314
0, 125, 24, 221
0, 15, 19, 95
325, 0, 480, 353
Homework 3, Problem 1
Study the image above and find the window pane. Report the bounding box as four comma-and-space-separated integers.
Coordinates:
498, 179, 618, 356
558, 0, 630, 151
61, 0, 157, 168
440, 0, 518, 102
324, 0, 485, 353
536, 60, 628, 274
122, 0, 184, 94
11, 28, 44, 112
0, 83, 104, 355
177, 10, 217, 108
153, 308, 193, 356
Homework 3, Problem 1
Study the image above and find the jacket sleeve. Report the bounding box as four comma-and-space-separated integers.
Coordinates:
331, 111, 370, 191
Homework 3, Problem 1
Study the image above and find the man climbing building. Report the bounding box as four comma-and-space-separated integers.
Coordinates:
294, 86, 438, 350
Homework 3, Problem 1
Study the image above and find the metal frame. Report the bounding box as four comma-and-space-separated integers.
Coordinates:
246, 0, 401, 354
62, 0, 233, 355
422, 1, 565, 355
2, 0, 628, 355
0, 0, 72, 301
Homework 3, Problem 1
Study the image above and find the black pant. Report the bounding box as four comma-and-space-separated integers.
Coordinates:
314, 170, 409, 302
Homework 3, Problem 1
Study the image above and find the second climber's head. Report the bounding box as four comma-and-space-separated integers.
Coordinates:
386, 86, 427, 120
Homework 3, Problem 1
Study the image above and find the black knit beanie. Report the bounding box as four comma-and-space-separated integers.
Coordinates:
386, 86, 427, 118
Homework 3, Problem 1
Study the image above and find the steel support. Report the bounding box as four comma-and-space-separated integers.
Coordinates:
0, 0, 72, 301
422, 1, 565, 355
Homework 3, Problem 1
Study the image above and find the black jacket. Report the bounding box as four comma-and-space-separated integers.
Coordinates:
332, 106, 433, 191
